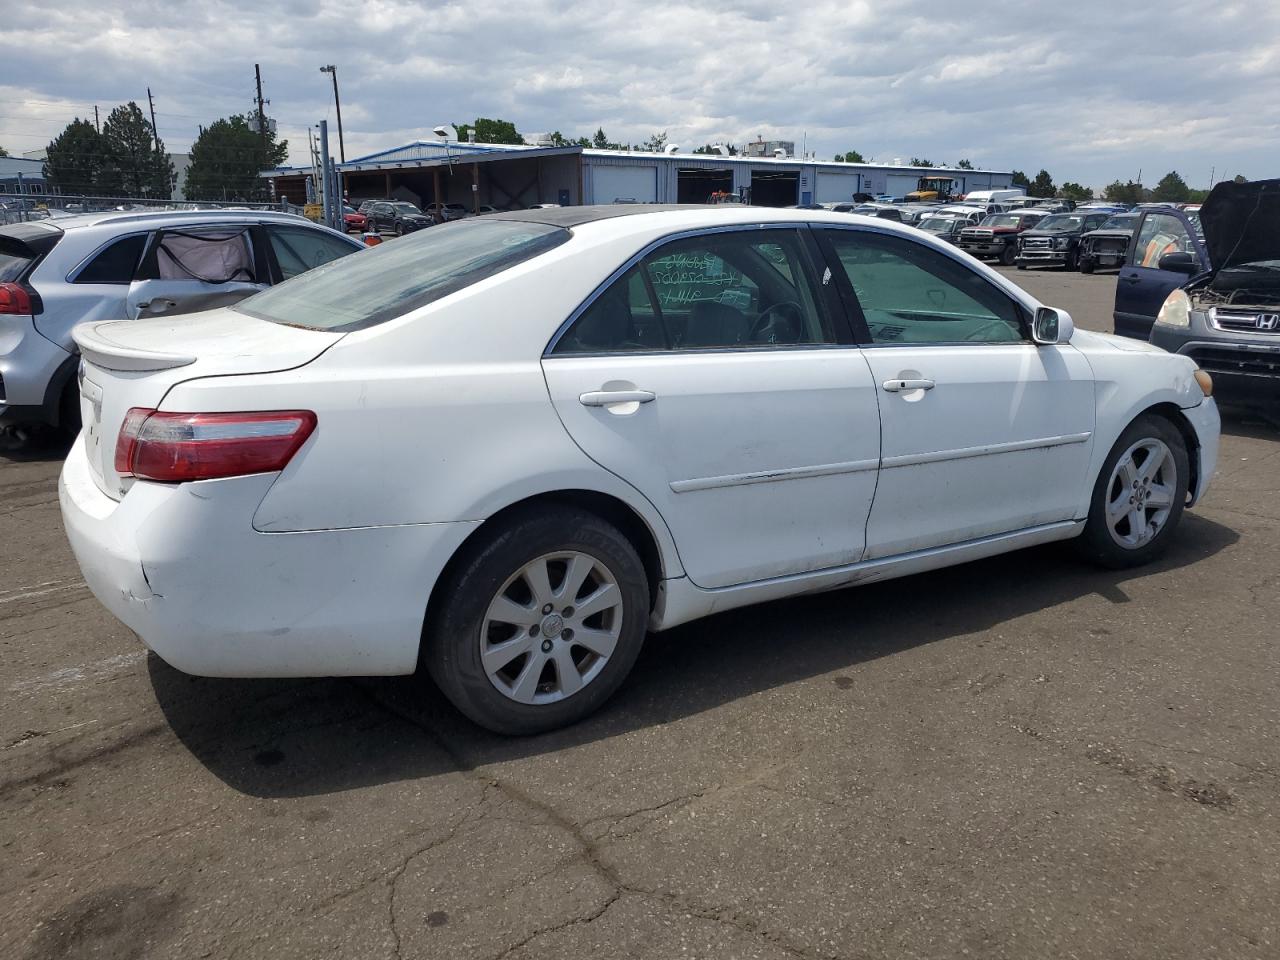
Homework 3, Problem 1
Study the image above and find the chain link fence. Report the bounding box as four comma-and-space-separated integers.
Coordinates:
0, 192, 303, 226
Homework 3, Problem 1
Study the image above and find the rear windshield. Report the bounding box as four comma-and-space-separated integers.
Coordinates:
235, 219, 570, 331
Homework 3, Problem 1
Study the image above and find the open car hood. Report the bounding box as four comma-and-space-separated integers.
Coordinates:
1200, 178, 1280, 272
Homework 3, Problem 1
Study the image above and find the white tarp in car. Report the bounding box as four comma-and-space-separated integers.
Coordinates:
157, 230, 254, 283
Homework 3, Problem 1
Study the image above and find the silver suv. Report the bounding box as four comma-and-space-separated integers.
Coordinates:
0, 210, 363, 432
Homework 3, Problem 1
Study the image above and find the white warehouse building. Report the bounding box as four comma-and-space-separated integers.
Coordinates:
262, 139, 1014, 211
582, 149, 1015, 206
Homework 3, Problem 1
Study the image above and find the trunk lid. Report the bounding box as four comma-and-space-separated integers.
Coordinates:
1199, 178, 1280, 273
73, 307, 344, 499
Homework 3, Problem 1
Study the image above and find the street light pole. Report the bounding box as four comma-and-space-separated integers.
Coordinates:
319, 65, 345, 163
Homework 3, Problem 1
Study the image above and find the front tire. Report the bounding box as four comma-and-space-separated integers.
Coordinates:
1000, 243, 1017, 266
394, 222, 404, 237
1080, 256, 1096, 274
1076, 414, 1190, 569
424, 506, 650, 735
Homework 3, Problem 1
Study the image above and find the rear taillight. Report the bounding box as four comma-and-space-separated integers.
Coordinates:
115, 409, 317, 482
0, 282, 33, 315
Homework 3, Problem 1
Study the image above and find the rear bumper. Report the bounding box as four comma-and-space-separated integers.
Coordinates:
0, 315, 74, 427
59, 440, 479, 677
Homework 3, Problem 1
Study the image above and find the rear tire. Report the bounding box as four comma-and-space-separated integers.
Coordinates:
423, 505, 650, 735
1075, 414, 1190, 569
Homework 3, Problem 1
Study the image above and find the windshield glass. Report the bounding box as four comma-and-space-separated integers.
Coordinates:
1099, 215, 1137, 230
1036, 214, 1084, 232
393, 202, 423, 214
236, 219, 569, 331
919, 218, 953, 232
981, 215, 1021, 228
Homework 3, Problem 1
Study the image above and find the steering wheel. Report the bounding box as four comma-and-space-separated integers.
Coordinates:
961, 318, 1016, 342
748, 300, 804, 344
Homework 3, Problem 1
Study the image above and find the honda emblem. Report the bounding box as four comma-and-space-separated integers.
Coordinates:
1257, 314, 1280, 331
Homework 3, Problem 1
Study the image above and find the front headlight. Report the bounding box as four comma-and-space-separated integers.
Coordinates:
1054, 237, 1071, 249
1156, 289, 1191, 328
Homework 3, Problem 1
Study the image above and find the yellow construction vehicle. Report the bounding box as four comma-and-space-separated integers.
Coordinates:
905, 176, 958, 203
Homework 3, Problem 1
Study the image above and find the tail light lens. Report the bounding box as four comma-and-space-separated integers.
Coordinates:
0, 282, 33, 315
115, 409, 317, 482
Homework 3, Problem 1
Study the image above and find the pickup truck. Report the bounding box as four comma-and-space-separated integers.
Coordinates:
1078, 213, 1139, 273
1015, 211, 1113, 270
955, 210, 1046, 265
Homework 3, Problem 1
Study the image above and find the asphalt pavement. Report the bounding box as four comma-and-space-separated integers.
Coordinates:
3, 264, 1278, 959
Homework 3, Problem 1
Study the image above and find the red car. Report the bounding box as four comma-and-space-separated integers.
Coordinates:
343, 204, 367, 233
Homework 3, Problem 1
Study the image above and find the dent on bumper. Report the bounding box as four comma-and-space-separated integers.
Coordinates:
1181, 398, 1220, 507
59, 441, 479, 677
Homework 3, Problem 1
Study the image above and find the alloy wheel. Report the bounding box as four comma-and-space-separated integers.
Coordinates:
1105, 438, 1177, 549
480, 551, 624, 705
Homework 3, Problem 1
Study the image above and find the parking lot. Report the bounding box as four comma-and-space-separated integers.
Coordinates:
3, 264, 1278, 959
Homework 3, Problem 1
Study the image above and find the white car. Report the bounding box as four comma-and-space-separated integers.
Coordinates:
59, 206, 1221, 734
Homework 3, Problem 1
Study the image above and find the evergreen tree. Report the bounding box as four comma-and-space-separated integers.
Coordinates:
833, 149, 865, 163
1152, 171, 1191, 203
184, 114, 288, 201
100, 102, 173, 198
44, 118, 105, 195
1029, 169, 1056, 198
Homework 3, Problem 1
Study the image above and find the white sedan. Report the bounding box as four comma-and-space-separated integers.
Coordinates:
60, 206, 1221, 734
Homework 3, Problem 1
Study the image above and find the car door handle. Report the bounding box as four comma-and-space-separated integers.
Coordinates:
882, 378, 935, 393
136, 298, 176, 310
579, 389, 656, 407
1119, 275, 1141, 284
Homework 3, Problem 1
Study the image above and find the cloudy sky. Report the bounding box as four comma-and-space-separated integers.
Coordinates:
2, 0, 1276, 188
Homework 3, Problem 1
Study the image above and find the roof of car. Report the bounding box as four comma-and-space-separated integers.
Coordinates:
23, 208, 314, 231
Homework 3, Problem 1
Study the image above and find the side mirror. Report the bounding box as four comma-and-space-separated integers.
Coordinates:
1032, 306, 1074, 345
1158, 251, 1199, 274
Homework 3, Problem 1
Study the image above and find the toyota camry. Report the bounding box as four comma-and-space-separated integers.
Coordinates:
60, 205, 1221, 734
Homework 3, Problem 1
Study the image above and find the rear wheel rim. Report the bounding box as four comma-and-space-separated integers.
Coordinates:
480, 551, 624, 705
1105, 438, 1176, 549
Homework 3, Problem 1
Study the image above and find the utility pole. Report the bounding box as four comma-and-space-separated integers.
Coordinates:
93, 105, 99, 133
147, 88, 160, 151
255, 63, 268, 160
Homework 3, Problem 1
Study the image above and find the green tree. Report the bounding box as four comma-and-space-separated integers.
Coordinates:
1029, 169, 1056, 198
833, 149, 865, 163
453, 118, 524, 145
184, 114, 288, 202
641, 131, 668, 152
955, 158, 974, 169
1152, 171, 1191, 203
43, 118, 105, 195
1103, 180, 1145, 205
99, 102, 174, 198
1010, 170, 1031, 190
694, 143, 737, 156
910, 157, 935, 167
1231, 173, 1247, 184
0, 144, 8, 157
592, 127, 612, 149
1060, 181, 1093, 202
573, 136, 591, 148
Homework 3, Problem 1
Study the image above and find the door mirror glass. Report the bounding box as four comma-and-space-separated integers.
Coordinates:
1032, 306, 1074, 345
1157, 251, 1199, 274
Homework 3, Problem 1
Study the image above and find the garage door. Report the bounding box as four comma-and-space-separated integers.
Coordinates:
815, 171, 861, 203
884, 173, 919, 199
590, 166, 658, 204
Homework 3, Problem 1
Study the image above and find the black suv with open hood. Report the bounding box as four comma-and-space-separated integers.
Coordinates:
1148, 178, 1280, 413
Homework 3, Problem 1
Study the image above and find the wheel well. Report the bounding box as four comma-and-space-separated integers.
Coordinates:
422, 490, 667, 650
1139, 402, 1200, 500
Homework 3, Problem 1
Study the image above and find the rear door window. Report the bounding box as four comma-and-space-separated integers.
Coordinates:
266, 226, 358, 281
141, 227, 257, 283
73, 234, 148, 284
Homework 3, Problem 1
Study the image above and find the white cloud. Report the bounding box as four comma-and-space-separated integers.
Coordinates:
1, 0, 1277, 188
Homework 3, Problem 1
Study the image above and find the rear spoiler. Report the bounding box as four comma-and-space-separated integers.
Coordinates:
73, 322, 196, 372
